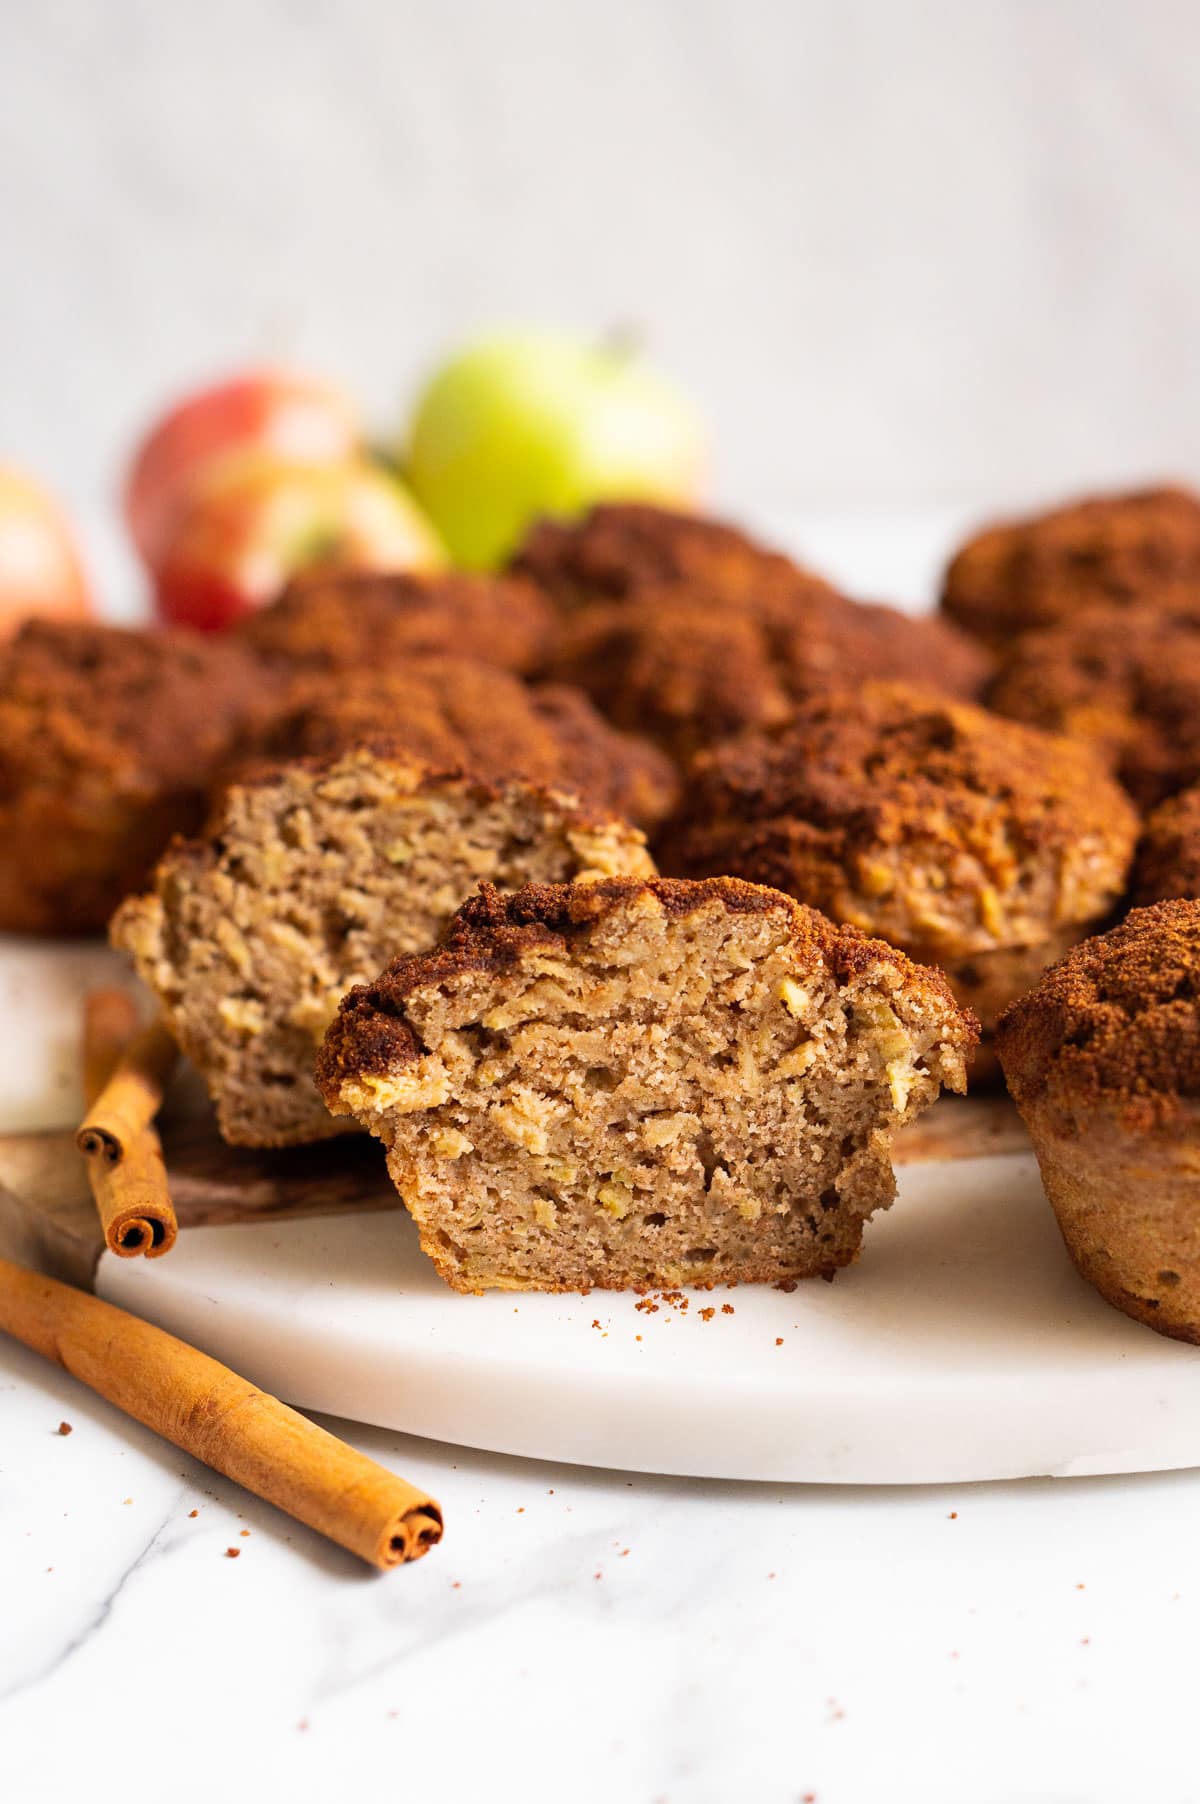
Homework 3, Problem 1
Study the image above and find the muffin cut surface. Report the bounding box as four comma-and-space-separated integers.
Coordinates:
112, 748, 654, 1147
317, 877, 976, 1293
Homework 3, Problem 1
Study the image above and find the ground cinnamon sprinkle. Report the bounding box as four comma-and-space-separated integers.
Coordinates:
55, 1421, 72, 1435
996, 900, 1200, 1128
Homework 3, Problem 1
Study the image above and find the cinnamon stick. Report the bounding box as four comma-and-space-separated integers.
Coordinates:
81, 988, 140, 1105
77, 997, 178, 1259
78, 1017, 178, 1163
0, 1256, 443, 1569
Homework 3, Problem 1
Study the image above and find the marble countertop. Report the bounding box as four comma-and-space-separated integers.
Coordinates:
4, 1324, 1199, 1804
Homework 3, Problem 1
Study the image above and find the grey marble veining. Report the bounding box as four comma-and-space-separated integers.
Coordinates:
5, 1327, 1200, 1803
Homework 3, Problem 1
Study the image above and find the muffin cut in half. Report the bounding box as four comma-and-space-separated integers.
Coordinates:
0, 619, 260, 935
941, 484, 1200, 647
316, 876, 977, 1293
996, 902, 1200, 1343
671, 683, 1139, 1037
112, 747, 655, 1147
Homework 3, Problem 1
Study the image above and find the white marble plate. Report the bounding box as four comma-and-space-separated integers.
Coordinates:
97, 1152, 1200, 1484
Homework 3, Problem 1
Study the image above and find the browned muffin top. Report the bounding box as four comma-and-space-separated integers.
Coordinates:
520, 682, 678, 828
236, 567, 555, 676
510, 501, 829, 612
995, 901, 1200, 1127
316, 874, 974, 1093
547, 588, 991, 762
1133, 787, 1200, 906
674, 682, 1138, 956
942, 485, 1200, 646
987, 605, 1200, 808
235, 656, 677, 829
0, 618, 259, 793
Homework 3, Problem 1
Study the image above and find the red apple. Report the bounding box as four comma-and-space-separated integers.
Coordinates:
0, 465, 92, 638
125, 370, 360, 565
152, 450, 446, 631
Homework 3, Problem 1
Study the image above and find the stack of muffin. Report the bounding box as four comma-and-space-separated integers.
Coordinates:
5, 486, 1200, 1327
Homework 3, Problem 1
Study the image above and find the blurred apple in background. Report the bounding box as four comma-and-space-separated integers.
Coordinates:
125, 369, 360, 566
152, 451, 445, 630
405, 330, 707, 568
0, 465, 92, 638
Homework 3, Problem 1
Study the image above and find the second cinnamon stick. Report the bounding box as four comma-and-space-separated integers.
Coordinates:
78, 1017, 178, 1164
77, 992, 179, 1259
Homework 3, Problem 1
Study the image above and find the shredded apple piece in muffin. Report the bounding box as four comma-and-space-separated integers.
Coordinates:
317, 876, 975, 1293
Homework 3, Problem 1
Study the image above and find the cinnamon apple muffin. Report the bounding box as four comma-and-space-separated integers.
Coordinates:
510, 501, 829, 613
672, 683, 1139, 1034
237, 567, 555, 676
237, 657, 677, 830
0, 619, 260, 935
1132, 787, 1200, 904
996, 901, 1200, 1342
987, 605, 1200, 808
546, 588, 991, 764
942, 485, 1200, 647
112, 746, 655, 1146
316, 876, 976, 1293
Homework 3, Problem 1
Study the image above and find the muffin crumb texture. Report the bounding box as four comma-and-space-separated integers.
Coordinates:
317, 876, 976, 1293
112, 748, 654, 1147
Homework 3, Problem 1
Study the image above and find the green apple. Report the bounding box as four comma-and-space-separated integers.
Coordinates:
405, 331, 707, 569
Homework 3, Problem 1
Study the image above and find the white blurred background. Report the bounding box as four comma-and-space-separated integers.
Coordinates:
5, 0, 1200, 597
